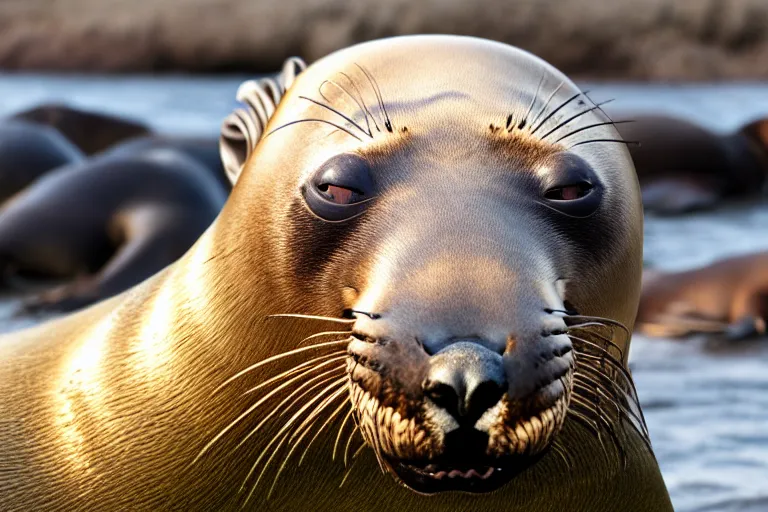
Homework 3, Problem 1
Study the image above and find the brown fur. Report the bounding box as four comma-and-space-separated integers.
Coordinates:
0, 36, 670, 511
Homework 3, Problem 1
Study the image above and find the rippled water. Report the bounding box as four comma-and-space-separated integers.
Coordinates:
2, 74, 768, 511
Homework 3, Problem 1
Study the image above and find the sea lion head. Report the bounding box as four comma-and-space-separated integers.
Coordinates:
219, 35, 643, 496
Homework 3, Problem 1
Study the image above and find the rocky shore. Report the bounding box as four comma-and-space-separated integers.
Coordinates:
1, 0, 768, 79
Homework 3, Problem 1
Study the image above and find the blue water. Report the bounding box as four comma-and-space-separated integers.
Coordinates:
2, 74, 768, 511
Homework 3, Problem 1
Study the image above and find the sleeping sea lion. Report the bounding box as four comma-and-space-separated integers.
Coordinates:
638, 252, 768, 339
0, 147, 226, 312
11, 103, 150, 155
615, 114, 768, 214
0, 120, 84, 203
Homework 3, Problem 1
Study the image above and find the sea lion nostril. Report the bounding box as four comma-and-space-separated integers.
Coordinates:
423, 380, 461, 416
424, 342, 507, 422
466, 380, 506, 419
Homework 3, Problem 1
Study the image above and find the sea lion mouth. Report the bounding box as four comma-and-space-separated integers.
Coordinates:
348, 369, 572, 494
391, 461, 509, 494
386, 437, 548, 494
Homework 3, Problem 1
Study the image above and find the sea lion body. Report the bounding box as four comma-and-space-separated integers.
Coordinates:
638, 252, 768, 338
106, 135, 230, 191
615, 114, 768, 213
0, 121, 84, 203
11, 103, 151, 155
0, 36, 671, 511
0, 148, 226, 311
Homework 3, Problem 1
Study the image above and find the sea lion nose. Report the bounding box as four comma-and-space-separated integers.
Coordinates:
422, 342, 507, 424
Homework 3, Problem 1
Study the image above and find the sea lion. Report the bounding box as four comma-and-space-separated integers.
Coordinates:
638, 252, 768, 339
11, 103, 151, 155
105, 135, 230, 191
0, 36, 672, 511
0, 147, 226, 312
0, 120, 84, 203
614, 114, 768, 214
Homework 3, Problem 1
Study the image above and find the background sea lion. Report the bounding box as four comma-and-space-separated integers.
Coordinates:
615, 114, 768, 214
105, 135, 230, 191
0, 36, 671, 511
638, 252, 768, 339
0, 120, 84, 203
0, 147, 226, 312
11, 103, 150, 155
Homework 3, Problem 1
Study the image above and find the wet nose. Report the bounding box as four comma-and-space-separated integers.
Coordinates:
422, 342, 507, 425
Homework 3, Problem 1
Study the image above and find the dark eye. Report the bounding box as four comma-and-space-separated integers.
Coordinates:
539, 153, 603, 218
303, 153, 375, 221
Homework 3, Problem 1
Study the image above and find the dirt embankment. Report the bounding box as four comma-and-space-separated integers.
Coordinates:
1, 0, 768, 79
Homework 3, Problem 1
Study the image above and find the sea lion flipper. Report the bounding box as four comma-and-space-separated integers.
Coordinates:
726, 285, 768, 339
725, 316, 767, 340
220, 57, 307, 185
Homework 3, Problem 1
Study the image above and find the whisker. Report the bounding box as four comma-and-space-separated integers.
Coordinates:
344, 425, 360, 468
339, 443, 366, 488
539, 99, 615, 141
529, 81, 565, 129
290, 385, 349, 443
299, 95, 372, 138
568, 138, 638, 149
215, 340, 349, 392
299, 398, 352, 466
228, 352, 346, 396
567, 330, 624, 362
266, 118, 363, 141
568, 395, 606, 456
566, 315, 632, 343
320, 75, 378, 134
550, 439, 573, 471
514, 72, 545, 131
530, 90, 585, 136
354, 63, 392, 132
573, 370, 648, 441
573, 350, 635, 402
243, 357, 345, 396
242, 376, 348, 502
567, 323, 626, 357
339, 71, 380, 132
260, 377, 348, 499
285, 388, 348, 454
554, 120, 634, 144
268, 386, 350, 498
333, 408, 355, 462
298, 330, 352, 346
569, 334, 631, 380
268, 313, 356, 324
234, 369, 347, 452
194, 361, 344, 464
572, 380, 627, 466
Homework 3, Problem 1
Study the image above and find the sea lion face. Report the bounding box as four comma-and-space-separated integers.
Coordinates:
231, 36, 642, 495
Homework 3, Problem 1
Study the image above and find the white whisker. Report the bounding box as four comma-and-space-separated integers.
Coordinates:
214, 340, 349, 392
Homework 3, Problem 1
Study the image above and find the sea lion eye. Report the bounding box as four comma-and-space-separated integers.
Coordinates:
303, 153, 375, 221
539, 153, 603, 217
544, 182, 594, 201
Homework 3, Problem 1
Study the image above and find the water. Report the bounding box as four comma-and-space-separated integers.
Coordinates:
2, 74, 768, 511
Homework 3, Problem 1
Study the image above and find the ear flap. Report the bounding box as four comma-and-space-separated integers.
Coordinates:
220, 57, 307, 186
